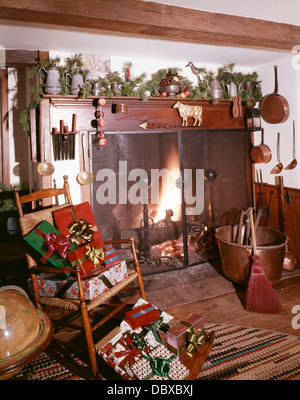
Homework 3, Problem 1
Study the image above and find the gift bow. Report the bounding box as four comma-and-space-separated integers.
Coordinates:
143, 316, 169, 344
142, 351, 175, 379
130, 332, 149, 352
84, 245, 104, 267
44, 232, 71, 259
67, 218, 96, 245
186, 327, 206, 358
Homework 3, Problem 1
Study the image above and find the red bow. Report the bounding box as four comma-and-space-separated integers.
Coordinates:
40, 232, 71, 263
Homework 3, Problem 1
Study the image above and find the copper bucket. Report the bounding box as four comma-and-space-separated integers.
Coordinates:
215, 225, 288, 286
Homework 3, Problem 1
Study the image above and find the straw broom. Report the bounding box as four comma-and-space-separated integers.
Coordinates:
245, 208, 282, 314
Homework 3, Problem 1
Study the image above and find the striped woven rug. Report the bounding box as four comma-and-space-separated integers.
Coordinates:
14, 323, 300, 380
199, 323, 300, 380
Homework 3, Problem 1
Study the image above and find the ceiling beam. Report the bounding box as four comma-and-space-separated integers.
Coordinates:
0, 0, 299, 52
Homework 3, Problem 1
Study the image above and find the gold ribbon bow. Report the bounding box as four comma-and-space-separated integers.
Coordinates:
67, 218, 96, 245
186, 327, 206, 358
84, 245, 104, 267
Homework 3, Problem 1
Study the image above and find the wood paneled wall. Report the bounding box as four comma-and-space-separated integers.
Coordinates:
254, 181, 300, 258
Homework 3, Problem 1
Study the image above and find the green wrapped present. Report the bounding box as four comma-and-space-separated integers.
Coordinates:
23, 220, 78, 269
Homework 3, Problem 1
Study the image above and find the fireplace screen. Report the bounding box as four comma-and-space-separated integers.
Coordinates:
90, 129, 251, 272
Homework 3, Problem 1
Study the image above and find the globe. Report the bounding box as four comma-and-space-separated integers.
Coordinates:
0, 287, 53, 379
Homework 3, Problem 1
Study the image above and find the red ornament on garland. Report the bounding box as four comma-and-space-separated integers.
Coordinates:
97, 119, 106, 128
99, 138, 107, 147
95, 110, 104, 119
161, 91, 167, 97
97, 131, 105, 139
98, 98, 106, 107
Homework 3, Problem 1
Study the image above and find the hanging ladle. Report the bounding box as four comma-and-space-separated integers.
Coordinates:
37, 128, 55, 176
284, 120, 297, 170
77, 133, 93, 185
271, 132, 283, 174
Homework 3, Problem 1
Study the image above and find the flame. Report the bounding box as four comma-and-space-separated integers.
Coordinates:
153, 147, 182, 223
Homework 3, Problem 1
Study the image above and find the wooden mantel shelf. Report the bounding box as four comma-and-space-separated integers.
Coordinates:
43, 95, 248, 131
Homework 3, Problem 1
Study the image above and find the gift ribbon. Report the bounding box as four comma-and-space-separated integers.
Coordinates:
130, 332, 149, 352
186, 327, 206, 358
167, 318, 205, 356
141, 350, 175, 380
114, 333, 149, 368
34, 228, 71, 263
142, 316, 169, 345
67, 218, 97, 245
131, 306, 155, 319
84, 244, 105, 267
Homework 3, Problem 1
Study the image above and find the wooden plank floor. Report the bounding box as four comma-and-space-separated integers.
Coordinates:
166, 274, 300, 336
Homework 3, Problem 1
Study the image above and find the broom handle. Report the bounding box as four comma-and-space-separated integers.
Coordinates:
249, 209, 258, 255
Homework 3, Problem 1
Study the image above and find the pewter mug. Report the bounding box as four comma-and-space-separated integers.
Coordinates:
209, 79, 223, 99
70, 71, 84, 95
40, 66, 61, 94
226, 82, 238, 97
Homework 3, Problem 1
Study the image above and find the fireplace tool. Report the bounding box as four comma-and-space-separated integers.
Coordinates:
204, 168, 219, 226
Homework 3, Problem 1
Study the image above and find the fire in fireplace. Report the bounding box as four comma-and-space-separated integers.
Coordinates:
90, 128, 251, 273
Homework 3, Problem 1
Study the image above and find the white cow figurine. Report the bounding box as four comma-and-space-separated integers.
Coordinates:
173, 101, 203, 127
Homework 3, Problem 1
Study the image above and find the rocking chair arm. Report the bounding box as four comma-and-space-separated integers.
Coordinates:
31, 265, 77, 276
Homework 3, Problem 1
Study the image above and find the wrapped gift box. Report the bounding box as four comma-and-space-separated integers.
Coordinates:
130, 344, 189, 380
166, 313, 205, 356
104, 247, 120, 267
125, 302, 161, 330
67, 241, 105, 277
52, 202, 104, 250
23, 220, 77, 269
96, 327, 130, 378
28, 260, 128, 300
120, 298, 179, 348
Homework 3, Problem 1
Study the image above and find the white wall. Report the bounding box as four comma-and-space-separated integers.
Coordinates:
254, 55, 300, 188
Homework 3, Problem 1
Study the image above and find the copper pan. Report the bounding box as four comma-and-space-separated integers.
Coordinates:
259, 65, 289, 124
250, 128, 272, 164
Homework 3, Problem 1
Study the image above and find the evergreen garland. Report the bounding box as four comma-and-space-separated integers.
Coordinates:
20, 56, 263, 137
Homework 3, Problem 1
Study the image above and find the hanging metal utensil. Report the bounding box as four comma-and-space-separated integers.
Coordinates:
278, 176, 299, 271
37, 127, 55, 176
77, 133, 93, 185
284, 120, 297, 170
259, 169, 268, 220
271, 132, 283, 174
250, 128, 272, 164
204, 168, 219, 225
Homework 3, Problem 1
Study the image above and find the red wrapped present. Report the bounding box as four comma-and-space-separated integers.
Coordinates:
166, 313, 205, 357
125, 302, 160, 330
52, 202, 104, 250
67, 241, 105, 276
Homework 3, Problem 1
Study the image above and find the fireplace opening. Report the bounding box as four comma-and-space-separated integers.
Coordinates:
90, 129, 251, 275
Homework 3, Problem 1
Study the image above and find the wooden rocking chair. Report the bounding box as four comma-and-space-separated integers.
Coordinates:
14, 176, 146, 379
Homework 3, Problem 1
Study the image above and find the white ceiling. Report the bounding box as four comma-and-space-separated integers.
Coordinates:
0, 0, 298, 68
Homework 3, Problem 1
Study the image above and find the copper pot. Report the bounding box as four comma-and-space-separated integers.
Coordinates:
250, 128, 272, 164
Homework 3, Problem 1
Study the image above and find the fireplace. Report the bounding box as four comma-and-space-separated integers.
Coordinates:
90, 127, 252, 273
